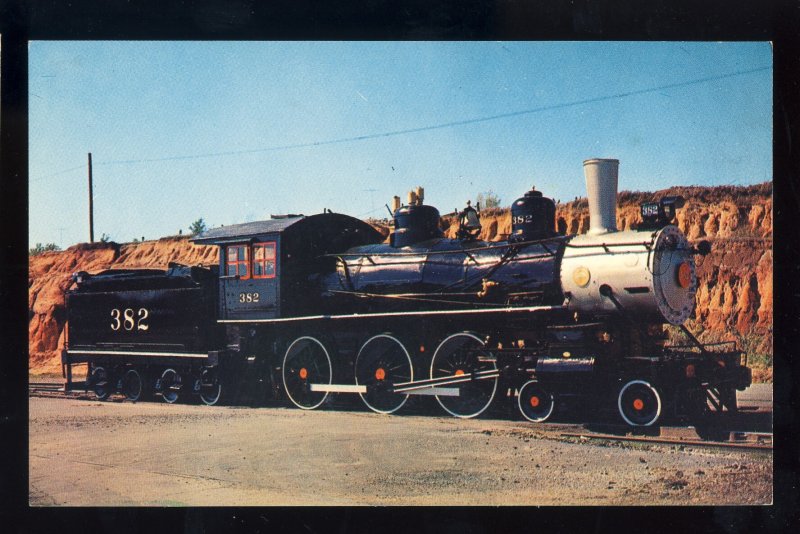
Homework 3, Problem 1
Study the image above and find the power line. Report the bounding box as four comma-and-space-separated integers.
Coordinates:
30, 163, 87, 183
31, 65, 771, 182
356, 205, 386, 218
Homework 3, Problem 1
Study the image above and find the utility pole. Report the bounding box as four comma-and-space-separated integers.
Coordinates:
88, 152, 94, 243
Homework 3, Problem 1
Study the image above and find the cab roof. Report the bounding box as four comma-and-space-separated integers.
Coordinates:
191, 216, 304, 244
190, 213, 384, 248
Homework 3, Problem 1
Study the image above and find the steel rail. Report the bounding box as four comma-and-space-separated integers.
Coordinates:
29, 382, 64, 392
560, 431, 773, 451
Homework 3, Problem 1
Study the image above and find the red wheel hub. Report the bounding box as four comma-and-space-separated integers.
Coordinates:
454, 369, 465, 376
375, 368, 386, 381
530, 396, 540, 408
299, 367, 308, 380
633, 398, 644, 411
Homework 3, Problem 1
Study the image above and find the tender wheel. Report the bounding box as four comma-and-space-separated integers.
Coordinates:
355, 334, 414, 414
282, 336, 332, 410
159, 368, 182, 404
518, 380, 555, 423
90, 366, 111, 401
618, 380, 662, 426
198, 369, 222, 406
122, 369, 143, 402
430, 332, 498, 419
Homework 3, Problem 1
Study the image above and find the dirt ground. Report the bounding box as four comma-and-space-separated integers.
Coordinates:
29, 394, 772, 506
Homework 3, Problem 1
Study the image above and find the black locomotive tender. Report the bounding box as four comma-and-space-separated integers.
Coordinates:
63, 159, 751, 426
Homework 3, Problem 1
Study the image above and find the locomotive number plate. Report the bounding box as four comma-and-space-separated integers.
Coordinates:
110, 307, 149, 331
238, 292, 260, 303
641, 202, 660, 219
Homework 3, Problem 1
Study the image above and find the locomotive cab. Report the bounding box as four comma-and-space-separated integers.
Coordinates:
192, 213, 384, 320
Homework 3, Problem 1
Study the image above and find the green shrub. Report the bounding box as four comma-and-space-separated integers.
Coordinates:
29, 243, 60, 255
475, 191, 501, 209
189, 218, 208, 235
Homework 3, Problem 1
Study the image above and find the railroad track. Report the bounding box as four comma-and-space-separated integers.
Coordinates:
29, 381, 84, 398
29, 383, 772, 450
560, 430, 773, 451
29, 381, 64, 393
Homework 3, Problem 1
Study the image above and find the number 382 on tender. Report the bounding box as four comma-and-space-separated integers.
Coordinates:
110, 308, 149, 331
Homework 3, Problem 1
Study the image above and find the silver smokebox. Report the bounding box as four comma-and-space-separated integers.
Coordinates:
583, 158, 619, 235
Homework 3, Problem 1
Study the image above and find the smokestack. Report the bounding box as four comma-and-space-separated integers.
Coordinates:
583, 158, 619, 235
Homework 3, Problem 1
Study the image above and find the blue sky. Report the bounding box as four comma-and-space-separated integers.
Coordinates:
29, 41, 772, 248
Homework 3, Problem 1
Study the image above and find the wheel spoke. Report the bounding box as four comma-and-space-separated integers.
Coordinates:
282, 336, 331, 410
160, 368, 181, 404
430, 332, 498, 419
355, 334, 413, 414
123, 369, 143, 402
199, 369, 222, 406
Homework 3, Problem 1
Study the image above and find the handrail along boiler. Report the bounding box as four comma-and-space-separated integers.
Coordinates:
62, 159, 751, 426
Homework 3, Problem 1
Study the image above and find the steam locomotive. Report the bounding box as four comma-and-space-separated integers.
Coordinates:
62, 159, 751, 426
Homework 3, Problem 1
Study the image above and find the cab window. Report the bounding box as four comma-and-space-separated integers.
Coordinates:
226, 245, 250, 279
253, 242, 277, 279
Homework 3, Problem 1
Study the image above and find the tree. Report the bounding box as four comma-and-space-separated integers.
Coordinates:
189, 218, 208, 235
99, 233, 112, 243
29, 243, 60, 255
475, 190, 501, 209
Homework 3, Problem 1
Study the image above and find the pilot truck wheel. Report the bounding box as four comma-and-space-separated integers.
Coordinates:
618, 379, 662, 427
518, 380, 555, 423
